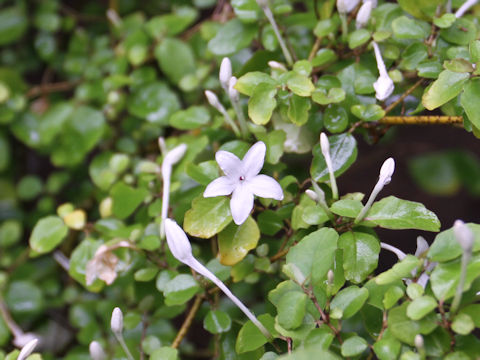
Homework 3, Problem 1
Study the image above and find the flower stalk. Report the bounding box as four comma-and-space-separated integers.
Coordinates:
165, 218, 272, 339
228, 77, 249, 138
355, 157, 395, 224
455, 0, 478, 17
111, 307, 134, 360
256, 0, 293, 66
320, 133, 339, 200
205, 90, 241, 137
17, 338, 38, 360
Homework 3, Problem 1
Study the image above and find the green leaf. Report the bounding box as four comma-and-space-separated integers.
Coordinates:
218, 216, 260, 266
89, 152, 117, 191
256, 130, 286, 164
146, 7, 198, 38
338, 231, 380, 283
433, 13, 456, 28
302, 205, 329, 225
397, 0, 442, 20
406, 296, 437, 320
348, 29, 371, 49
208, 18, 257, 56
330, 286, 369, 319
430, 253, 480, 300
128, 81, 180, 124
392, 16, 429, 39
231, 0, 261, 21
5, 281, 44, 317
422, 70, 469, 110
110, 182, 148, 220
375, 255, 422, 285
235, 72, 277, 96
169, 106, 210, 130
29, 216, 68, 254
406, 283, 425, 300
366, 196, 440, 231
373, 335, 402, 360
440, 18, 477, 45
444, 59, 474, 73
351, 104, 385, 122
285, 72, 315, 97
154, 38, 195, 85
451, 313, 474, 335
461, 78, 480, 129
134, 268, 159, 282
184, 196, 232, 238
150, 347, 178, 360
0, 6, 28, 46
68, 239, 103, 291
417, 60, 443, 79
186, 160, 218, 185
248, 83, 277, 125
277, 291, 308, 330
287, 94, 311, 126
314, 18, 340, 37
286, 228, 339, 283
164, 274, 200, 306
311, 133, 357, 182
312, 87, 346, 105
428, 223, 480, 262
330, 199, 363, 218
236, 314, 276, 353
400, 43, 429, 71
204, 310, 232, 334
341, 336, 368, 357
383, 286, 404, 309
257, 210, 284, 236
470, 40, 480, 63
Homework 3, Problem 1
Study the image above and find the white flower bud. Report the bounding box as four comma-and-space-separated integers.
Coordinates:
356, 1, 373, 29
268, 61, 287, 71
205, 90, 223, 112
320, 132, 330, 158
414, 334, 424, 351
163, 144, 187, 169
17, 338, 38, 360
89, 341, 107, 360
165, 218, 193, 263
228, 77, 239, 102
372, 42, 394, 101
454, 220, 474, 253
110, 307, 123, 335
219, 57, 232, 90
305, 189, 318, 202
379, 157, 395, 185
327, 269, 335, 285
337, 0, 360, 14
364, 0, 377, 7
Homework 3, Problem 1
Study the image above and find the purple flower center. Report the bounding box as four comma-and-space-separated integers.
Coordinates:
239, 176, 245, 181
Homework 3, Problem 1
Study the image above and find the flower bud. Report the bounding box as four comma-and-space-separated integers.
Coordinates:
13, 333, 39, 348
110, 307, 123, 335
219, 57, 232, 90
163, 144, 187, 168
454, 220, 474, 253
17, 338, 38, 360
305, 189, 318, 202
327, 269, 335, 285
372, 42, 394, 101
337, 0, 360, 14
268, 61, 287, 71
379, 157, 395, 185
165, 218, 194, 262
89, 341, 107, 360
320, 132, 330, 158
228, 77, 239, 102
414, 334, 424, 351
356, 1, 373, 29
205, 90, 223, 112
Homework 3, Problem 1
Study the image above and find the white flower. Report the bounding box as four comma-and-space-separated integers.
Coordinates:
372, 42, 394, 101
455, 0, 479, 17
454, 220, 474, 253
17, 338, 38, 360
85, 241, 132, 286
219, 57, 232, 90
204, 141, 283, 225
111, 307, 123, 335
164, 218, 272, 339
89, 341, 107, 360
356, 1, 373, 29
337, 0, 360, 14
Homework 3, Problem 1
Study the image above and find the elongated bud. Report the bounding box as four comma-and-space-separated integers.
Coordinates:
205, 90, 223, 112
106, 9, 122, 27
219, 57, 232, 90
320, 132, 330, 157
165, 218, 193, 262
327, 269, 335, 285
163, 144, 187, 169
17, 338, 38, 360
305, 189, 318, 202
415, 334, 425, 356
379, 157, 395, 185
268, 60, 287, 71
372, 42, 394, 101
228, 77, 239, 101
454, 220, 474, 253
111, 307, 123, 335
158, 137, 167, 155
337, 0, 360, 14
256, 0, 269, 8
356, 1, 373, 29
89, 341, 107, 360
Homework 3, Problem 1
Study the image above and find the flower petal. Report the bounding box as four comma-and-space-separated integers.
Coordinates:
247, 174, 284, 200
415, 236, 429, 257
242, 141, 266, 179
216, 150, 242, 177
204, 176, 236, 197
230, 184, 254, 225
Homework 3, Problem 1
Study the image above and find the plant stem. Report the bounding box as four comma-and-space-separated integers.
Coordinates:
261, 5, 293, 66
450, 251, 471, 314
354, 181, 382, 224
231, 98, 249, 139
172, 295, 203, 348
114, 333, 135, 360
340, 13, 348, 42
221, 108, 241, 137
379, 116, 463, 125
380, 242, 407, 260
384, 79, 424, 114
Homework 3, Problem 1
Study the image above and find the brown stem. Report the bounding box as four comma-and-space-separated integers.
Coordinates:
308, 37, 323, 61
172, 295, 203, 348
27, 81, 79, 98
384, 79, 424, 114
379, 116, 463, 125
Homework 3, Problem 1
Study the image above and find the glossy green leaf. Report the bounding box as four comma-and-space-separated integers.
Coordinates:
422, 70, 469, 110
348, 29, 371, 49
169, 105, 210, 130
0, 6, 28, 46
218, 216, 260, 265
330, 199, 363, 218
341, 336, 368, 357
406, 296, 437, 320
248, 83, 277, 125
373, 335, 402, 360
461, 78, 480, 129
285, 72, 315, 97
330, 286, 369, 319
351, 104, 385, 122
428, 223, 480, 262
208, 18, 257, 55
204, 310, 232, 334
110, 182, 148, 220
383, 286, 404, 309
235, 72, 277, 96
155, 38, 195, 85
277, 291, 307, 330
29, 216, 68, 254
440, 18, 477, 45
392, 16, 429, 39
151, 347, 178, 360
376, 255, 422, 285
184, 196, 232, 238
312, 87, 346, 105
451, 313, 474, 335
236, 314, 276, 353
164, 274, 200, 306
287, 94, 311, 126
366, 196, 440, 231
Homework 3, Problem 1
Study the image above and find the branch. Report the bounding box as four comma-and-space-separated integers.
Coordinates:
172, 295, 203, 349
379, 116, 463, 125
384, 79, 424, 114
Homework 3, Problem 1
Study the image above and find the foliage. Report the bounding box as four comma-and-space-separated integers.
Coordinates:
0, 0, 480, 359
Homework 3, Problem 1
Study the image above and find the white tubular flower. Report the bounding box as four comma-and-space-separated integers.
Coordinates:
164, 219, 272, 339
204, 141, 283, 225
228, 77, 240, 102
17, 338, 38, 360
205, 90, 224, 113
454, 220, 474, 253
89, 341, 107, 360
356, 1, 373, 29
355, 157, 395, 223
455, 0, 479, 17
110, 307, 123, 335
337, 0, 360, 14
268, 61, 287, 71
372, 42, 394, 101
219, 57, 232, 90
320, 133, 339, 200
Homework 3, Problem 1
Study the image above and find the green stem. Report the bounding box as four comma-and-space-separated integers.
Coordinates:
262, 6, 293, 65
340, 13, 348, 42
114, 333, 135, 360
231, 99, 249, 139
450, 251, 471, 314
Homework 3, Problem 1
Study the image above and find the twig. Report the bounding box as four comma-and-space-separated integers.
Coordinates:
308, 37, 323, 61
172, 295, 203, 348
27, 81, 79, 98
379, 116, 463, 125
384, 79, 424, 114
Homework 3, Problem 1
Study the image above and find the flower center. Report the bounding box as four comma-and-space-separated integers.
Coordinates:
239, 175, 245, 181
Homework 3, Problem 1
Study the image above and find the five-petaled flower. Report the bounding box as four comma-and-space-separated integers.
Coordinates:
204, 141, 283, 225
